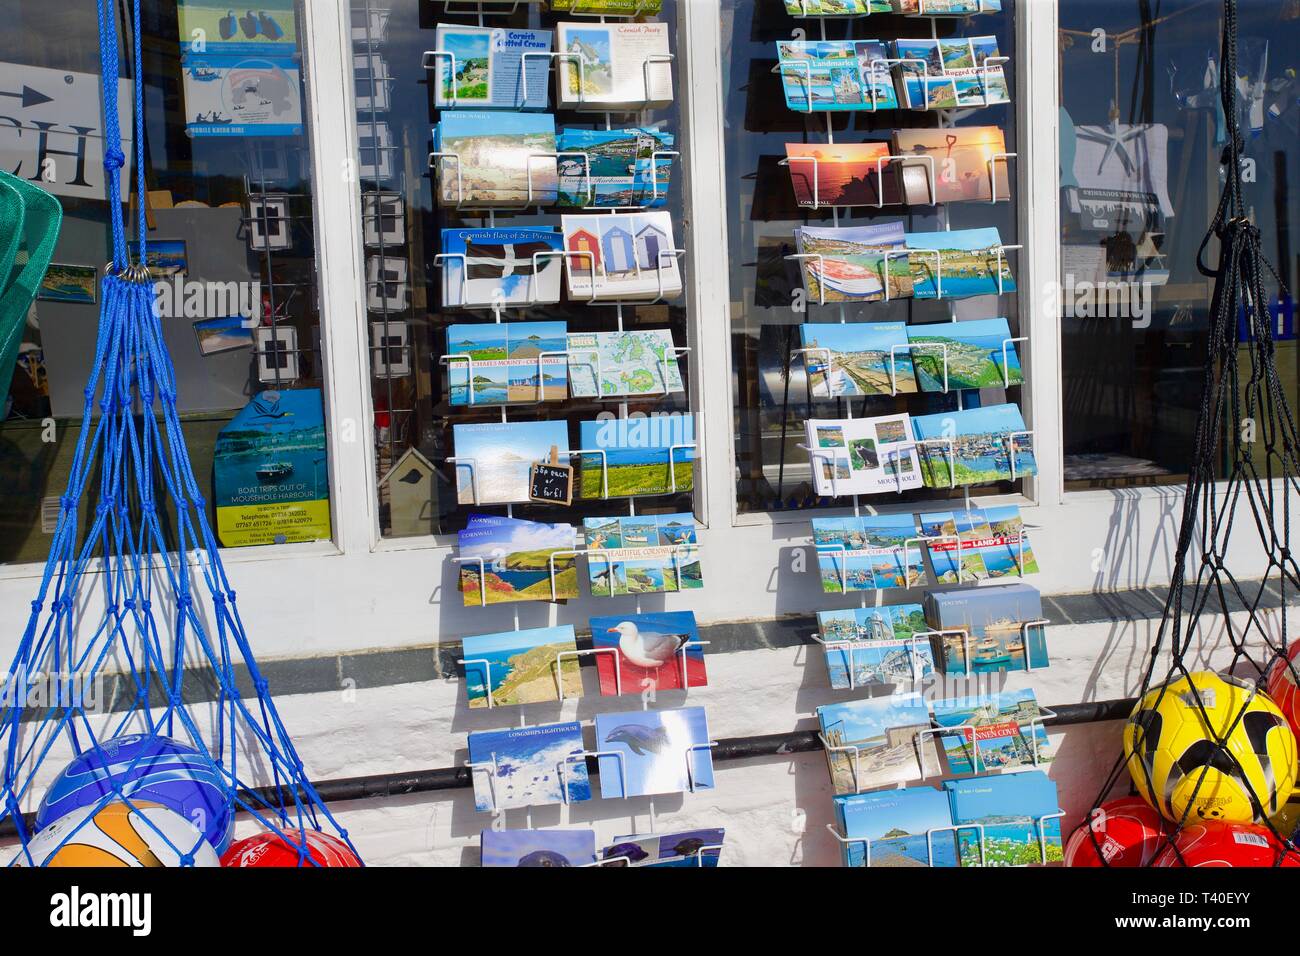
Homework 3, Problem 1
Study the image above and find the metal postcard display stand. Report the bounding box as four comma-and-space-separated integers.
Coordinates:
423, 1, 714, 863
781, 1, 1058, 866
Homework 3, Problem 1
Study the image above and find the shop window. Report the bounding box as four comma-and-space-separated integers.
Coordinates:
1058, 0, 1300, 490
352, 0, 694, 539
0, 0, 331, 562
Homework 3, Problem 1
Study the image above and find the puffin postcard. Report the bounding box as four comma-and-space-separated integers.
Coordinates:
467, 721, 591, 812
588, 611, 707, 695
593, 706, 713, 798
600, 828, 725, 867
480, 828, 596, 867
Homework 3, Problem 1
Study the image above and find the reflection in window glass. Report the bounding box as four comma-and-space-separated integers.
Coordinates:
1059, 0, 1300, 490
0, 0, 330, 561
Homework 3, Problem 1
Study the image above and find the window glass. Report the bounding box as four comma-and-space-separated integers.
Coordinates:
1058, 0, 1300, 490
1, 0, 330, 562
720, 0, 1024, 516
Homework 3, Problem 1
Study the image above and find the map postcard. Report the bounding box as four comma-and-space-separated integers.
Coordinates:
594, 706, 713, 799
432, 26, 552, 110
480, 828, 597, 867
893, 127, 1010, 204
556, 127, 675, 208
434, 111, 557, 207
456, 516, 579, 606
445, 321, 568, 407
799, 321, 915, 398
460, 624, 583, 708
601, 828, 725, 867
919, 504, 1038, 582
931, 688, 1053, 775
926, 582, 1048, 674
945, 770, 1063, 866
903, 227, 1013, 299
440, 228, 564, 308
774, 38, 898, 112
560, 211, 683, 301
907, 316, 1022, 391
575, 414, 695, 499
893, 37, 1010, 111
804, 413, 923, 497
911, 403, 1036, 487
816, 692, 931, 795
794, 222, 911, 304
588, 610, 706, 694
834, 786, 957, 867
784, 143, 900, 208
566, 329, 685, 399
556, 21, 673, 111
816, 604, 932, 690
811, 513, 924, 593
583, 515, 701, 598
453, 420, 571, 505
467, 721, 590, 812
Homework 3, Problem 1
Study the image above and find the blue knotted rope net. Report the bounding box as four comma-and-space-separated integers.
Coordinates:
0, 0, 359, 866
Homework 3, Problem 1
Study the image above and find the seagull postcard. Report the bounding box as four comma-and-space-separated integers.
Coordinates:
467, 721, 591, 813
594, 706, 713, 799
588, 610, 706, 695
460, 624, 583, 708
480, 828, 596, 868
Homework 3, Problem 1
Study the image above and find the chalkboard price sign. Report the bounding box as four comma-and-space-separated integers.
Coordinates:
529, 445, 572, 505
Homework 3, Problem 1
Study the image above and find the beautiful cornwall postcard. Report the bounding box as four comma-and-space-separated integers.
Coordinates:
799, 321, 915, 398
583, 514, 701, 597
816, 604, 933, 690
434, 111, 558, 207
601, 828, 724, 867
589, 610, 706, 695
805, 413, 924, 497
812, 513, 924, 593
931, 687, 1053, 775
926, 582, 1048, 674
816, 692, 931, 795
566, 329, 685, 399
575, 414, 695, 499
453, 420, 571, 505
445, 321, 569, 406
910, 403, 1036, 487
794, 222, 910, 304
919, 504, 1038, 582
440, 228, 564, 308
461, 624, 583, 708
480, 828, 596, 867
467, 721, 590, 812
457, 515, 580, 606
432, 25, 552, 110
594, 706, 713, 799
944, 770, 1063, 866
834, 786, 957, 867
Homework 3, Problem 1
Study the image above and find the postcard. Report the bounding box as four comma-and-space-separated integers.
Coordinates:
552, 0, 664, 13
193, 316, 253, 356
456, 515, 579, 606
566, 329, 685, 399
774, 39, 899, 113
817, 604, 933, 690
910, 403, 1035, 487
440, 228, 564, 308
434, 111, 557, 207
588, 610, 705, 694
893, 37, 1010, 111
38, 263, 98, 305
919, 504, 1038, 583
783, 0, 891, 14
556, 21, 673, 111
784, 142, 903, 208
180, 54, 304, 137
594, 706, 713, 799
834, 786, 957, 867
799, 321, 914, 398
890, 0, 1003, 13
432, 26, 552, 110
812, 513, 924, 593
461, 624, 583, 708
467, 721, 590, 812
453, 420, 571, 505
926, 582, 1048, 674
480, 828, 596, 867
904, 227, 1013, 298
560, 212, 682, 301
794, 223, 910, 304
575, 414, 694, 499
601, 828, 724, 867
932, 688, 1053, 775
556, 127, 675, 208
445, 321, 568, 407
893, 127, 1010, 204
804, 413, 923, 497
127, 239, 186, 277
583, 515, 701, 598
907, 316, 1022, 391
945, 770, 1062, 866
816, 692, 931, 795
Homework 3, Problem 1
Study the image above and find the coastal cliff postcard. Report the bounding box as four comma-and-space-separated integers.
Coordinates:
834, 786, 957, 867
556, 127, 675, 208
893, 37, 1010, 110
799, 321, 915, 398
480, 828, 596, 867
601, 828, 724, 867
911, 403, 1036, 487
575, 414, 695, 499
589, 610, 706, 695
560, 212, 683, 301
932, 688, 1053, 775
794, 223, 910, 304
566, 329, 685, 399
919, 505, 1038, 582
805, 413, 923, 497
445, 321, 568, 406
582, 514, 702, 597
816, 604, 933, 690
774, 38, 898, 112
894, 127, 1010, 204
432, 26, 552, 110
812, 513, 925, 593
461, 624, 583, 708
945, 770, 1063, 866
782, 0, 891, 15
926, 582, 1048, 674
434, 111, 557, 207
440, 228, 564, 308
556, 21, 673, 111
467, 721, 590, 812
903, 227, 1014, 299
456, 514, 579, 606
816, 692, 931, 795
908, 317, 1022, 391
594, 706, 713, 799
785, 142, 903, 208
453, 420, 571, 505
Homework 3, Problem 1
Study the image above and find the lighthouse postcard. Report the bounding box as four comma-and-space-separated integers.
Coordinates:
594, 706, 713, 798
588, 610, 707, 695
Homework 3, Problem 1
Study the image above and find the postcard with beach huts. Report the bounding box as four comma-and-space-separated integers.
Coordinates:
816, 692, 931, 795
560, 211, 683, 301
911, 402, 1035, 488
480, 828, 597, 867
445, 321, 568, 406
945, 770, 1063, 866
594, 706, 713, 799
834, 786, 958, 867
589, 610, 706, 695
461, 624, 583, 708
800, 321, 915, 399
467, 721, 590, 812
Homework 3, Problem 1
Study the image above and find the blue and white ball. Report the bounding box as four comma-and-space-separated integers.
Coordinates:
35, 734, 233, 853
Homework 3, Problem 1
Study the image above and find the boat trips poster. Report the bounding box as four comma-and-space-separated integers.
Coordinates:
213, 389, 330, 548
460, 624, 583, 708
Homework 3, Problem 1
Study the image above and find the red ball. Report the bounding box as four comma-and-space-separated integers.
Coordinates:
1153, 821, 1300, 867
1265, 641, 1300, 740
1064, 797, 1168, 867
221, 830, 361, 868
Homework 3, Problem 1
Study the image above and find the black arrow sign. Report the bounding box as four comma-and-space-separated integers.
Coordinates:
0, 85, 54, 109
